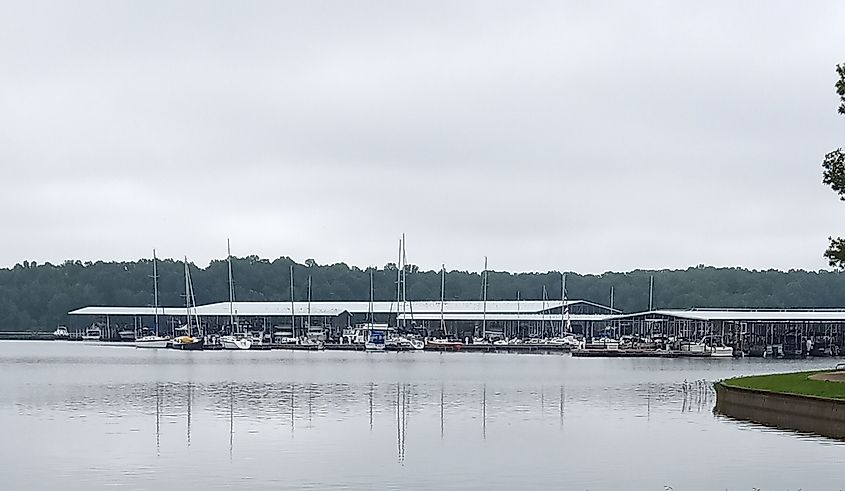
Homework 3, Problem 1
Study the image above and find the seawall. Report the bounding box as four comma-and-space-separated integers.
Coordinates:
715, 382, 845, 440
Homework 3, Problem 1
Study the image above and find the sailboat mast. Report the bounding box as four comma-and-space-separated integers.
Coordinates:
227, 239, 235, 333
183, 257, 191, 336
396, 238, 402, 328
307, 275, 312, 331
369, 270, 374, 328
152, 249, 160, 336
610, 285, 615, 312
189, 269, 200, 337
482, 256, 488, 340
516, 290, 521, 339
648, 275, 654, 311
401, 234, 407, 330
561, 273, 566, 336
440, 264, 445, 336
542, 285, 547, 336
290, 265, 295, 337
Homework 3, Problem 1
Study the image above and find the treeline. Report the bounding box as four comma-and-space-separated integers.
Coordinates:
1, 256, 845, 330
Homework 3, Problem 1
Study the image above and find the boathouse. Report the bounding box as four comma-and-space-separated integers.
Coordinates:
68, 299, 618, 339
607, 309, 845, 354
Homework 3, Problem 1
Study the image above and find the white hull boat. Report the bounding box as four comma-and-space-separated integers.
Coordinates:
710, 346, 734, 358
81, 326, 101, 341
135, 335, 169, 349
221, 336, 252, 350
365, 341, 386, 352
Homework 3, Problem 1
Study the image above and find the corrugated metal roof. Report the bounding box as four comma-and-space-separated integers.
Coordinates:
397, 313, 613, 322
67, 306, 188, 316
68, 300, 608, 317
614, 309, 845, 322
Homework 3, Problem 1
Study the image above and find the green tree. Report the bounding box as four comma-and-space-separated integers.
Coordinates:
822, 63, 845, 267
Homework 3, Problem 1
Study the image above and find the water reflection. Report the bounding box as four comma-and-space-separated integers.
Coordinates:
481, 384, 486, 439
155, 383, 161, 456
559, 385, 564, 428
186, 383, 192, 447
123, 380, 733, 453
228, 384, 233, 460
4, 345, 845, 490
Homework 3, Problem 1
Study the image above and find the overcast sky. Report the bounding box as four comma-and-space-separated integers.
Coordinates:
2, 1, 845, 273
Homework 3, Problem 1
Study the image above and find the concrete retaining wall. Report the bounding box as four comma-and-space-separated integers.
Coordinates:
715, 382, 845, 439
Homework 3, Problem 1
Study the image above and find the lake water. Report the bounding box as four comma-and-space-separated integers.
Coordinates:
1, 341, 842, 490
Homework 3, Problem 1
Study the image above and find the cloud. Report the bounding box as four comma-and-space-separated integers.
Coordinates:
2, 1, 844, 273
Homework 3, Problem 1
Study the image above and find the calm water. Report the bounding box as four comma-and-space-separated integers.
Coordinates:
1, 342, 842, 490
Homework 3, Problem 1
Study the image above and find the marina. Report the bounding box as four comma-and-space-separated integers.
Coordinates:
56, 300, 845, 360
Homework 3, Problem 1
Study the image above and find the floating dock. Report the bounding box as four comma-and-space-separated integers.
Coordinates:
572, 349, 716, 358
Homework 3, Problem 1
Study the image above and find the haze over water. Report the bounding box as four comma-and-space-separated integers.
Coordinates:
2, 341, 842, 490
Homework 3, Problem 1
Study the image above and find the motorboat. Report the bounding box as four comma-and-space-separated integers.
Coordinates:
385, 336, 414, 351
584, 337, 620, 351
118, 329, 136, 342
221, 335, 252, 350
81, 324, 102, 341
273, 327, 297, 344
298, 334, 324, 349
52, 326, 69, 340
365, 330, 386, 352
685, 336, 734, 357
710, 345, 735, 357
548, 335, 583, 350
407, 337, 425, 350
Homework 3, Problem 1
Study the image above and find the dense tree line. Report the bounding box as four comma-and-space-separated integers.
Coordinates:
2, 256, 845, 331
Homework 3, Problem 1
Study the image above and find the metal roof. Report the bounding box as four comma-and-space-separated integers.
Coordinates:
613, 309, 845, 322
69, 300, 610, 317
397, 313, 613, 322
67, 306, 189, 316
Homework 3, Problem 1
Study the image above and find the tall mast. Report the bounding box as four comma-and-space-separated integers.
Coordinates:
183, 257, 191, 336
290, 265, 295, 337
561, 273, 568, 336
152, 249, 160, 336
560, 273, 572, 336
401, 234, 407, 330
542, 285, 547, 336
307, 275, 312, 331
440, 264, 446, 336
369, 270, 374, 328
482, 256, 488, 340
189, 266, 200, 337
227, 239, 235, 333
610, 285, 615, 312
396, 238, 402, 327
648, 275, 654, 311
516, 290, 521, 339
401, 235, 409, 329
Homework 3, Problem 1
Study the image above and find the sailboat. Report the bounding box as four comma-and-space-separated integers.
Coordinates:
171, 257, 204, 350
220, 240, 252, 350
365, 270, 386, 352
425, 264, 463, 351
384, 235, 423, 351
136, 250, 170, 348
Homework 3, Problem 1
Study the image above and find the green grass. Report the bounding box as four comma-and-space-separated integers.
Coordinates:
722, 370, 845, 400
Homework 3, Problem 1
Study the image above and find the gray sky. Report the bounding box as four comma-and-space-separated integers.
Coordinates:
2, 1, 845, 273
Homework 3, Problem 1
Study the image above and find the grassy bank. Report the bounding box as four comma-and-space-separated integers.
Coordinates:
721, 371, 845, 400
